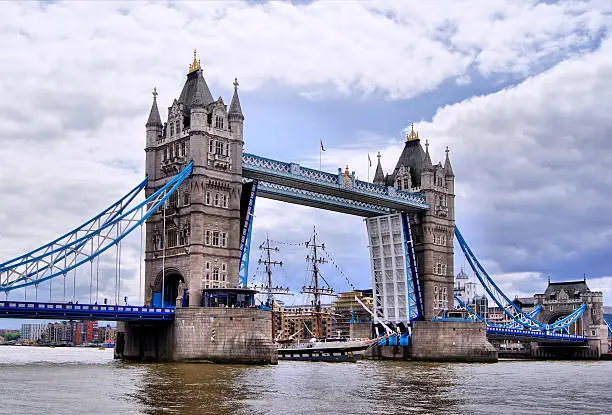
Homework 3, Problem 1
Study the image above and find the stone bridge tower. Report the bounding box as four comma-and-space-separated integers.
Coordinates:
143, 51, 245, 307
535, 279, 608, 354
373, 125, 455, 320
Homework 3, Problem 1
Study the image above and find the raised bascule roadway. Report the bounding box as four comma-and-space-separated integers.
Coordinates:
0, 52, 608, 362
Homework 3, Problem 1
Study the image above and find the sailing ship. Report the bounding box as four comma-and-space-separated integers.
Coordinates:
258, 226, 386, 362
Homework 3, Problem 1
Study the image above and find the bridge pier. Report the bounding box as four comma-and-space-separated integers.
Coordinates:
365, 321, 498, 362
115, 307, 277, 364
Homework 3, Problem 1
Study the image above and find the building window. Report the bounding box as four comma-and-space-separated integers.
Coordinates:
222, 194, 227, 208
176, 121, 180, 134
221, 232, 227, 247
214, 193, 219, 207
550, 305, 553, 311
205, 192, 211, 205
205, 231, 211, 245
170, 123, 174, 136
213, 268, 219, 281
167, 228, 177, 248
183, 192, 190, 206
442, 287, 448, 310
215, 116, 224, 129
206, 262, 210, 270
216, 141, 224, 155
181, 142, 186, 156
434, 286, 439, 310
212, 231, 220, 247
209, 140, 214, 154
225, 143, 229, 156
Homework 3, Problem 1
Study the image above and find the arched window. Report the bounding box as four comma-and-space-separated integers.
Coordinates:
170, 123, 174, 136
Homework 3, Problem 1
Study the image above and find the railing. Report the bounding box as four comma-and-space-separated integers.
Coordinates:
486, 326, 586, 342
242, 153, 428, 209
0, 300, 175, 321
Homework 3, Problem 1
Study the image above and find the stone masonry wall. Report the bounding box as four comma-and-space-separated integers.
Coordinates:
172, 307, 277, 364
411, 321, 497, 362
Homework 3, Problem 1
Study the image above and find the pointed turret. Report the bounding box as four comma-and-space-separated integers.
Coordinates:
192, 70, 211, 109
229, 78, 244, 121
423, 140, 433, 171
179, 50, 214, 112
146, 87, 162, 127
228, 78, 244, 140
444, 146, 454, 177
373, 152, 385, 185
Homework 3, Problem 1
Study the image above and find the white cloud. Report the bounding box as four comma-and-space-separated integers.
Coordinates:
1, 0, 612, 313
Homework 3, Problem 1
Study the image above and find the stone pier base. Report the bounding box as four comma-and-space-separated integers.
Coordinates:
115, 307, 277, 364
365, 321, 498, 362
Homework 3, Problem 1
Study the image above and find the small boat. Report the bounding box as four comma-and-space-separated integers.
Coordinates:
277, 337, 378, 362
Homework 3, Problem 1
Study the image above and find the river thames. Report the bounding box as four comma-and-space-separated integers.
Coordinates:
0, 346, 611, 414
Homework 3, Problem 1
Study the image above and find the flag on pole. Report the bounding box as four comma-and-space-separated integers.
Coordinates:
320, 140, 325, 152
368, 154, 372, 167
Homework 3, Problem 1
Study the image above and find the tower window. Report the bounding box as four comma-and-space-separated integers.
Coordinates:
170, 123, 174, 136
167, 228, 177, 248
215, 141, 224, 155
213, 268, 219, 281
205, 192, 211, 205
214, 193, 219, 207
215, 116, 224, 129
209, 140, 214, 154
205, 231, 211, 245
212, 231, 220, 246
181, 142, 186, 157
221, 232, 227, 247
222, 194, 227, 208
183, 192, 190, 206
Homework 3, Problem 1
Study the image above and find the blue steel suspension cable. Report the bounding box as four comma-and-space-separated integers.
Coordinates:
455, 226, 586, 331
0, 162, 192, 292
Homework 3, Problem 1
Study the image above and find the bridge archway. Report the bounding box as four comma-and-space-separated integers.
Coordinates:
153, 268, 185, 307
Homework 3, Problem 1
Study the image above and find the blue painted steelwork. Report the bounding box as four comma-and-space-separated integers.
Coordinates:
0, 300, 175, 321
0, 163, 193, 293
401, 212, 422, 321
486, 327, 586, 342
455, 226, 586, 332
603, 314, 612, 337
255, 180, 393, 217
242, 153, 429, 212
238, 181, 258, 287
378, 333, 410, 346
454, 295, 542, 328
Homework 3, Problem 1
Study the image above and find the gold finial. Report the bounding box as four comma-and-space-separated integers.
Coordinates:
407, 123, 419, 141
188, 49, 201, 73
152, 87, 158, 99
377, 151, 381, 159
345, 164, 350, 175
233, 77, 239, 90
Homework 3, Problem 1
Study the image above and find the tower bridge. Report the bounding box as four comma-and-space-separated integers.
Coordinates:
0, 51, 608, 362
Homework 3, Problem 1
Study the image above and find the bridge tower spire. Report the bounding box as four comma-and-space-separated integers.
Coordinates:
387, 125, 455, 321
143, 51, 245, 308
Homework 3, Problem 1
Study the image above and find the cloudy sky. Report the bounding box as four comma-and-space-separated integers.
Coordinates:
1, 0, 612, 327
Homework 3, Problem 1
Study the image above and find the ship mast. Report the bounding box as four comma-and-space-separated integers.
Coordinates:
254, 235, 291, 340
301, 226, 334, 339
